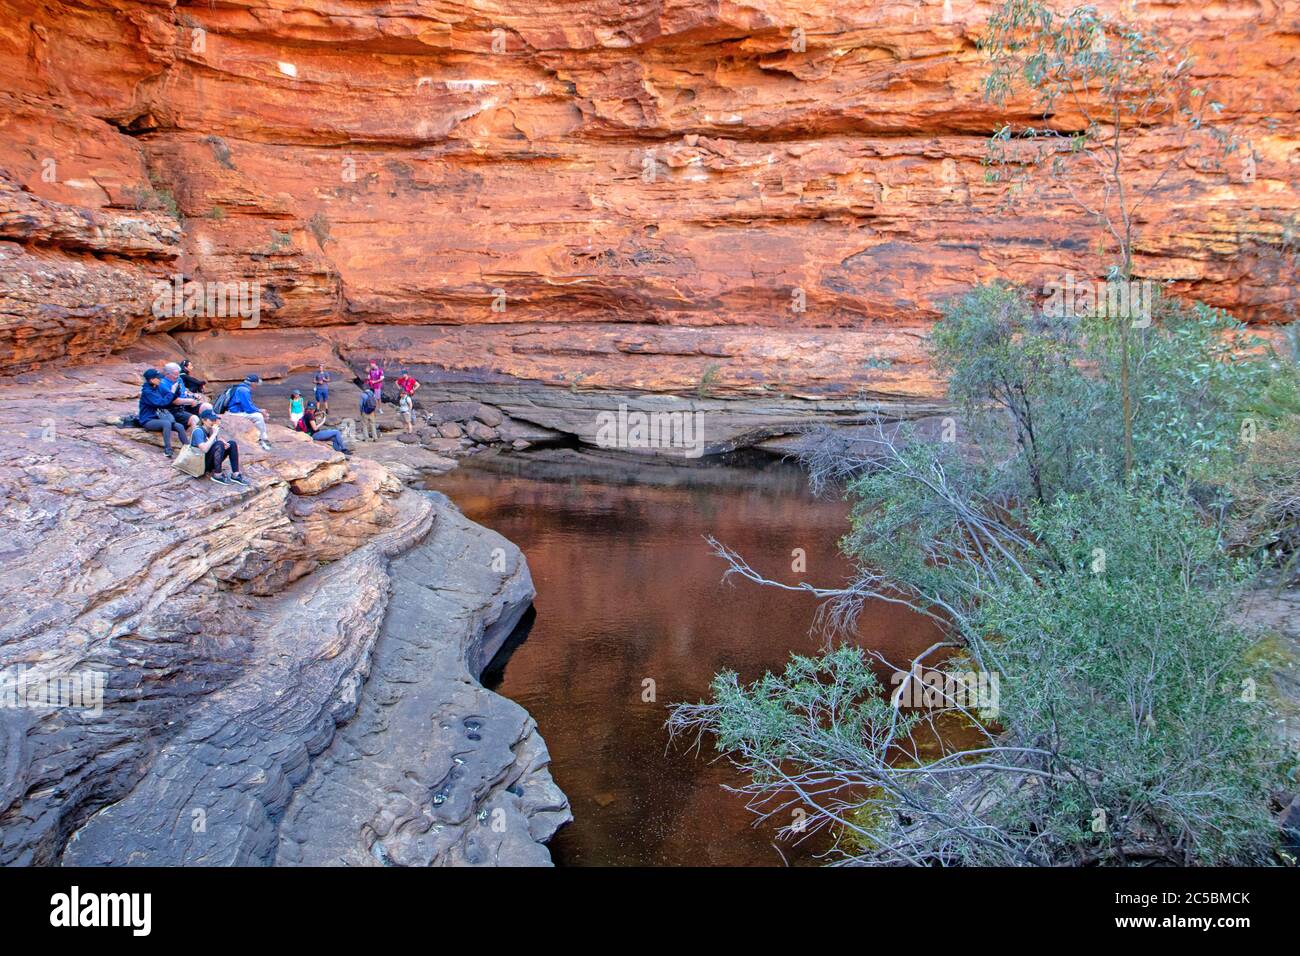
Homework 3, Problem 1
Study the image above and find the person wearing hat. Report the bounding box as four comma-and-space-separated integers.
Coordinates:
288, 389, 305, 428
395, 370, 419, 399
366, 360, 385, 412
137, 367, 187, 457
224, 373, 273, 450
187, 409, 249, 486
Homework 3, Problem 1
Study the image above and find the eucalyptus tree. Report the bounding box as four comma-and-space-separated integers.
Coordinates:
979, 0, 1239, 477
670, 285, 1293, 867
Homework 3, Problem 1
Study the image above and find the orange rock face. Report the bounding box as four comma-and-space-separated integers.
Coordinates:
0, 0, 1296, 385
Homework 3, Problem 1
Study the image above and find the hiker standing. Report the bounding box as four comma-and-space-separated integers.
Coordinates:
398, 391, 415, 434
396, 370, 420, 400
359, 389, 380, 441
366, 360, 384, 412
288, 390, 304, 427
394, 370, 419, 433
313, 364, 331, 415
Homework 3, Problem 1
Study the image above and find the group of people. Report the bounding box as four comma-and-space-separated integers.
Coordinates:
285, 363, 342, 451
134, 358, 424, 485
135, 361, 258, 485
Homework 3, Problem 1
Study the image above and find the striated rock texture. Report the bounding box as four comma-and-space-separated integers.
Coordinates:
275, 494, 570, 867
0, 339, 567, 865
1, 0, 1296, 382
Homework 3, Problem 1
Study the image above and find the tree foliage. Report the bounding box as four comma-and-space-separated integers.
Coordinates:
671, 284, 1296, 866
979, 0, 1240, 477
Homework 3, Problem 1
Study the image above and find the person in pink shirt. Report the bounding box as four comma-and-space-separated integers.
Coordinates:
366, 360, 385, 413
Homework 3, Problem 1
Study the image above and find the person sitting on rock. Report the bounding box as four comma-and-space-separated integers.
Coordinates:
179, 359, 207, 398
296, 401, 350, 455
161, 362, 205, 429
137, 368, 187, 458
359, 388, 380, 442
289, 390, 304, 428
225, 373, 273, 450
313, 364, 331, 414
188, 409, 249, 486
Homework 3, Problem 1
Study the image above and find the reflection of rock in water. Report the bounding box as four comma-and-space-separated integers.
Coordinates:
430, 455, 947, 867
480, 607, 536, 693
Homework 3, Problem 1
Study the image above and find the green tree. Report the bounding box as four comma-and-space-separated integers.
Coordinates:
980, 0, 1238, 477
672, 284, 1295, 866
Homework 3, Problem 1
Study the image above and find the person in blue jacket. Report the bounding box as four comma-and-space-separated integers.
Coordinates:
225, 373, 273, 450
137, 368, 187, 457
161, 362, 203, 430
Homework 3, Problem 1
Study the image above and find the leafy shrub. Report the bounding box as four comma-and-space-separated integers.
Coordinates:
697, 363, 722, 398
307, 212, 331, 249
971, 487, 1283, 865
672, 283, 1296, 866
129, 185, 181, 220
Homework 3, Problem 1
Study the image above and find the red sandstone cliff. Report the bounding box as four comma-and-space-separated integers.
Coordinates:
0, 0, 1296, 389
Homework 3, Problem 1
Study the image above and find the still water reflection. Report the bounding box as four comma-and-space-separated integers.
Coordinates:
430, 450, 943, 866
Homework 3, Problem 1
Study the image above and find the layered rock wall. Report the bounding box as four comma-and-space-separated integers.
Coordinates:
1, 0, 1295, 385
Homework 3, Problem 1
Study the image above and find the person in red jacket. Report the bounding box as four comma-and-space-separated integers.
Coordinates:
395, 371, 419, 399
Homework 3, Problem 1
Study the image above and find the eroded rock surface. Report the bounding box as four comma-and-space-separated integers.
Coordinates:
275, 494, 569, 867
0, 344, 566, 866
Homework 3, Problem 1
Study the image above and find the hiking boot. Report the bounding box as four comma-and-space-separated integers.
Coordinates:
164, 448, 174, 458
209, 473, 231, 485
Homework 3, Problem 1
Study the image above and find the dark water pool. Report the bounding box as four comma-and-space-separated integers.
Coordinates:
429, 450, 944, 866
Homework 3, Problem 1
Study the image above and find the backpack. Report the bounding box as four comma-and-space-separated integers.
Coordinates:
360, 392, 376, 415
211, 384, 239, 415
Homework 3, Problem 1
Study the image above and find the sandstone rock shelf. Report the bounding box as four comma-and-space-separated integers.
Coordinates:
0, 346, 568, 866
0, 0, 1294, 869
275, 493, 570, 867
